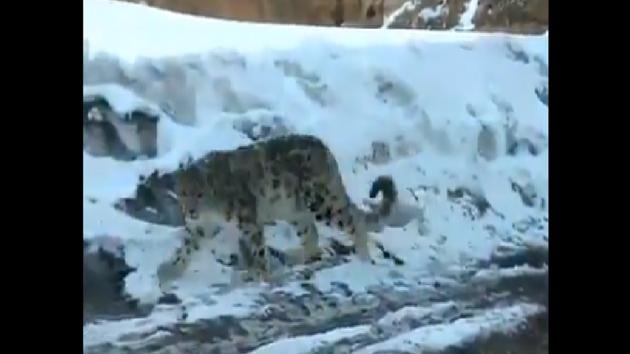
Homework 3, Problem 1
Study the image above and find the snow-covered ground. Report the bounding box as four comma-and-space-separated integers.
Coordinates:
83, 0, 548, 352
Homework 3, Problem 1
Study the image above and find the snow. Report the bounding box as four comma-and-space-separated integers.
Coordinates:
84, 84, 161, 116
472, 264, 548, 281
84, 309, 177, 348
240, 301, 541, 354
84, 0, 541, 63
354, 303, 543, 353
418, 2, 448, 24
250, 324, 372, 354
382, 0, 418, 28
83, 0, 547, 350
456, 0, 480, 31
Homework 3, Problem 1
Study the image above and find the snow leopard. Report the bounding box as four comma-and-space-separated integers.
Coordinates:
157, 134, 399, 286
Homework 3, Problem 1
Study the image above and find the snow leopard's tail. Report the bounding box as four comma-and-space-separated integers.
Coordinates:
363, 175, 398, 232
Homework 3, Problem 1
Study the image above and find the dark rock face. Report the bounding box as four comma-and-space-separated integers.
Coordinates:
383, 0, 547, 34
118, 0, 547, 34
83, 239, 152, 324
474, 0, 548, 34
535, 82, 548, 107
383, 0, 469, 30
120, 0, 385, 28
83, 97, 134, 159
83, 95, 159, 161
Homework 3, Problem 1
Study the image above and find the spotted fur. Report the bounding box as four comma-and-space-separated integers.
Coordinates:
157, 134, 399, 286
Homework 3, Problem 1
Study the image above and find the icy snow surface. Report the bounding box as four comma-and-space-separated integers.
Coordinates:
83, 0, 548, 351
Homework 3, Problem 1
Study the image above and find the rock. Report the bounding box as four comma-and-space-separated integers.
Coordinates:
509, 179, 538, 208
384, 0, 547, 34
120, 0, 547, 34
385, 0, 469, 30
83, 95, 159, 160
83, 96, 134, 160
83, 239, 151, 324
473, 0, 548, 34
158, 293, 182, 305
447, 187, 492, 218
477, 124, 499, 161
122, 0, 385, 27
535, 82, 549, 107
489, 245, 548, 268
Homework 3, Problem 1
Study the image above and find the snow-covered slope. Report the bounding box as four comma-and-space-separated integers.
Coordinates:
83, 0, 548, 352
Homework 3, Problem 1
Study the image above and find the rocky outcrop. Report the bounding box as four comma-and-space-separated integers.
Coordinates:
123, 0, 385, 27
83, 94, 159, 160
119, 0, 548, 34
383, 0, 469, 30
474, 0, 548, 34
384, 0, 547, 34
83, 238, 151, 324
